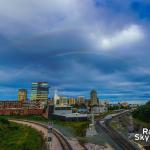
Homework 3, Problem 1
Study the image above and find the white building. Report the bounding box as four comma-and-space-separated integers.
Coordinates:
99, 106, 108, 113
100, 100, 109, 107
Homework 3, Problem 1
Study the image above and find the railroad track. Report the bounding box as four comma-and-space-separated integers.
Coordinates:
102, 121, 137, 150
97, 111, 139, 150
10, 119, 73, 150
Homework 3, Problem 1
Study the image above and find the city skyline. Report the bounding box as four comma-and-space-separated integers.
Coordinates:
0, 82, 149, 104
0, 1, 150, 102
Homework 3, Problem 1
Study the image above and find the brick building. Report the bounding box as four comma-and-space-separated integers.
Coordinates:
0, 100, 43, 115
0, 101, 23, 109
0, 109, 43, 115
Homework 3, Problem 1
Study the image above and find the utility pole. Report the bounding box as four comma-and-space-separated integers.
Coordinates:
47, 122, 53, 150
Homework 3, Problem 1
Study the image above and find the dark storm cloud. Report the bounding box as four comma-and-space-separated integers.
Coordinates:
0, 0, 150, 102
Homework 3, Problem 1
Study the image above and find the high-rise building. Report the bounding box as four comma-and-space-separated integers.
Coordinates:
30, 82, 49, 101
90, 89, 99, 106
18, 89, 27, 102
77, 96, 85, 104
59, 96, 68, 106
68, 98, 76, 105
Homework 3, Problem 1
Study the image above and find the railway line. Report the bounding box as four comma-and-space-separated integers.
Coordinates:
9, 119, 73, 150
10, 111, 139, 150
97, 111, 139, 150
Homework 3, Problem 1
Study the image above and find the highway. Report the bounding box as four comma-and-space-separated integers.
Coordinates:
97, 111, 140, 150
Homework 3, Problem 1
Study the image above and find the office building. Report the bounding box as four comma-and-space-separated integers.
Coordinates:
0, 101, 22, 109
30, 82, 49, 101
18, 89, 27, 102
77, 96, 85, 104
59, 96, 68, 106
68, 98, 76, 105
90, 89, 99, 106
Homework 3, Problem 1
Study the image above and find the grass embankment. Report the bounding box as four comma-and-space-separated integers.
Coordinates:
1, 115, 89, 137
109, 118, 128, 137
2, 115, 49, 122
1, 110, 113, 137
0, 118, 43, 150
54, 120, 89, 137
1, 111, 114, 137
110, 121, 119, 129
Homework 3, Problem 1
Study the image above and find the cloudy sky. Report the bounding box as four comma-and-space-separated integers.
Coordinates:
0, 0, 150, 102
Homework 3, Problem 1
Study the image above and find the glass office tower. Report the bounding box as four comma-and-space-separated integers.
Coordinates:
30, 82, 49, 101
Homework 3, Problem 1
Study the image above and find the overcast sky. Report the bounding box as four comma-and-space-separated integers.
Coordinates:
0, 0, 150, 102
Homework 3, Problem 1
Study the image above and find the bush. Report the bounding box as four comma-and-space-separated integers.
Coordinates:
0, 118, 10, 125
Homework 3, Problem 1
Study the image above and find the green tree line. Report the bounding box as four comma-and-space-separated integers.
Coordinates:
132, 101, 150, 123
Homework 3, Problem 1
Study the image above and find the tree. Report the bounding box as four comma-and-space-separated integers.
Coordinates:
132, 101, 150, 123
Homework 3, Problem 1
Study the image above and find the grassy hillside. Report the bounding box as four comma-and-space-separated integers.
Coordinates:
0, 118, 43, 150
2, 115, 89, 137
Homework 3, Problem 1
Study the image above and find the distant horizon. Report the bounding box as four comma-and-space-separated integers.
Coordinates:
0, 1, 150, 102
1, 83, 150, 102
0, 89, 149, 105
